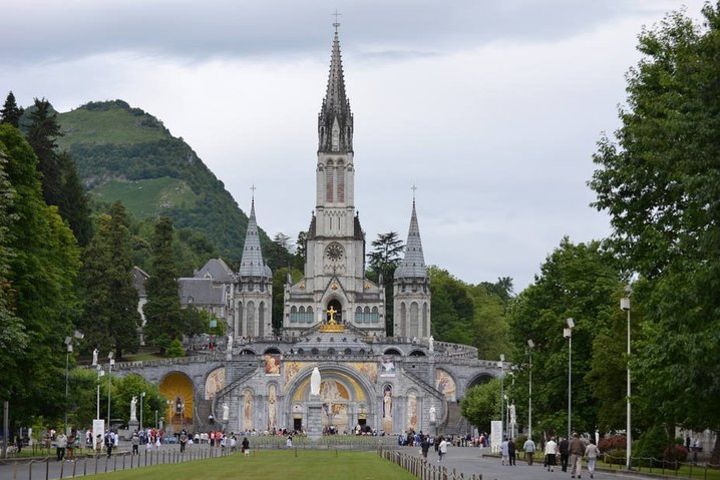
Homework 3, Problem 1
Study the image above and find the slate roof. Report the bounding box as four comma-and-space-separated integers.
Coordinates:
195, 258, 236, 283
395, 200, 428, 279
239, 198, 272, 278
178, 278, 226, 306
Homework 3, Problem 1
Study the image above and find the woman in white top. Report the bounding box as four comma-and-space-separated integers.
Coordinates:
584, 440, 600, 478
438, 437, 448, 462
544, 437, 558, 472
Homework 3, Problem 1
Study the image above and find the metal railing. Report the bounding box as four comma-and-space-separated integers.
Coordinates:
378, 448, 482, 480
599, 452, 720, 480
0, 446, 230, 480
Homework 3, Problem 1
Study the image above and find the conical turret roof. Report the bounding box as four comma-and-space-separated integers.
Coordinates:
318, 29, 353, 153
239, 197, 271, 278
395, 200, 427, 279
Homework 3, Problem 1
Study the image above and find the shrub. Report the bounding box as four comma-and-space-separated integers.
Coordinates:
599, 435, 626, 452
166, 338, 185, 358
604, 449, 626, 465
664, 444, 688, 463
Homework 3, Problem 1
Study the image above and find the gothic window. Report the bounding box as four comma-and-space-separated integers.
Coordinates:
290, 306, 297, 323
258, 302, 265, 338
332, 124, 340, 150
363, 306, 371, 324
246, 301, 255, 338
336, 161, 345, 203
237, 301, 243, 334
326, 160, 334, 202
410, 302, 419, 336
307, 306, 314, 323
400, 303, 407, 338
355, 306, 362, 323
371, 306, 379, 323
422, 303, 429, 337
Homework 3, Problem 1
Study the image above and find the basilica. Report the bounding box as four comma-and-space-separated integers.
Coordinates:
123, 28, 501, 437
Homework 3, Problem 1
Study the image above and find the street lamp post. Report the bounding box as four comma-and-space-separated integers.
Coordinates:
498, 354, 505, 440
527, 339, 535, 440
107, 352, 114, 431
140, 392, 146, 431
621, 287, 632, 469
96, 366, 105, 420
563, 318, 574, 440
64, 330, 84, 435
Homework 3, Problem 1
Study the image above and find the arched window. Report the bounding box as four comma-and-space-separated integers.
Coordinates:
422, 303, 429, 337
363, 306, 371, 324
326, 160, 334, 202
246, 301, 255, 338
307, 306, 314, 323
371, 306, 379, 323
336, 160, 345, 203
400, 303, 407, 338
355, 306, 363, 324
410, 302, 419, 336
290, 306, 297, 323
237, 301, 243, 334
258, 302, 265, 338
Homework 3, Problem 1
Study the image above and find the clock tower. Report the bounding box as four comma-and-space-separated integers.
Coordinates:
283, 27, 385, 335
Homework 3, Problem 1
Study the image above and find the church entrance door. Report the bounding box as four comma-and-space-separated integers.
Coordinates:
293, 418, 302, 432
326, 299, 342, 324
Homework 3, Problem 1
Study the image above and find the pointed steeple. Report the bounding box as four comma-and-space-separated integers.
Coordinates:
395, 198, 427, 279
318, 28, 353, 153
239, 193, 271, 278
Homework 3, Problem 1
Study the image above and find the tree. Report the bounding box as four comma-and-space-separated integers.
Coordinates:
0, 150, 27, 402
271, 267, 302, 332
590, 4, 720, 462
273, 232, 293, 253
25, 98, 62, 206
79, 202, 141, 359
0, 124, 81, 423
0, 92, 23, 128
293, 231, 307, 270
508, 238, 624, 436
461, 379, 500, 433
143, 216, 183, 353
56, 151, 92, 246
367, 232, 404, 334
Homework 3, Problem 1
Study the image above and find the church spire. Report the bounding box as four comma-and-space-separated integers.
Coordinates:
318, 26, 353, 153
239, 190, 271, 278
395, 197, 427, 279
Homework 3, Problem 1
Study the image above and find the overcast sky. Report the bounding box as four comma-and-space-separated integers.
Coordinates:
1, 0, 706, 290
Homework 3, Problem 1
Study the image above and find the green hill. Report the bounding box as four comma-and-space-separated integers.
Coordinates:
56, 100, 279, 266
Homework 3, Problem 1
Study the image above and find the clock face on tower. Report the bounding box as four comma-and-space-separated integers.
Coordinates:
325, 242, 344, 262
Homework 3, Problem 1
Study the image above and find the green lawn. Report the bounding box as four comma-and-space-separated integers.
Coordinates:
84, 450, 414, 480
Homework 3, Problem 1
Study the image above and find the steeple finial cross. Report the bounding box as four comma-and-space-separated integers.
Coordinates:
411, 184, 417, 202
250, 184, 256, 203
332, 9, 342, 32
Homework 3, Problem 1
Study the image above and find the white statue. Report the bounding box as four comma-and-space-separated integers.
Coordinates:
310, 367, 321, 397
428, 336, 434, 352
509, 404, 517, 425
130, 396, 138, 421
429, 405, 436, 423
92, 348, 98, 366
226, 334, 234, 360
222, 402, 229, 422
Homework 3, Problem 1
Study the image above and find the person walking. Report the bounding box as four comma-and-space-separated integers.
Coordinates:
500, 438, 509, 465
523, 436, 536, 465
131, 432, 140, 455
56, 432, 67, 461
508, 438, 517, 466
559, 436, 570, 472
569, 433, 585, 478
242, 437, 250, 456
584, 439, 600, 479
66, 430, 75, 461
104, 431, 113, 458
544, 436, 558, 472
438, 437, 448, 462
421, 435, 430, 461
179, 430, 188, 453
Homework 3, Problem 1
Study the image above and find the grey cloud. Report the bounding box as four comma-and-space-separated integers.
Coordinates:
3, 0, 653, 65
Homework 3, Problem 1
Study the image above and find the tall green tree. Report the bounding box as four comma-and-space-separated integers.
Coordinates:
79, 202, 141, 359
590, 4, 720, 461
461, 378, 501, 434
0, 92, 23, 128
0, 150, 27, 402
143, 216, 183, 353
367, 232, 404, 335
508, 238, 624, 436
56, 151, 92, 246
0, 124, 81, 423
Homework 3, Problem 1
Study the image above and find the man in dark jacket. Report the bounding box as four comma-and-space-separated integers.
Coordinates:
569, 433, 586, 478
559, 437, 569, 472
508, 438, 517, 466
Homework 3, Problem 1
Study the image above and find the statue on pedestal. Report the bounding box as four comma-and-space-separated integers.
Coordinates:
429, 405, 436, 423
428, 336, 434, 352
130, 396, 138, 422
222, 402, 229, 422
92, 348, 98, 366
310, 367, 321, 397
226, 334, 234, 360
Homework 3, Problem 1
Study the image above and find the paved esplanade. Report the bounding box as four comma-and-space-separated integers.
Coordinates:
407, 447, 657, 480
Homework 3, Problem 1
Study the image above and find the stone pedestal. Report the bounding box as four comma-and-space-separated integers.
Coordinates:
307, 394, 323, 441
128, 420, 140, 439
429, 421, 437, 437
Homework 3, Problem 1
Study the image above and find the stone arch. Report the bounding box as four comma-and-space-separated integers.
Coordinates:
467, 372, 496, 390
409, 350, 426, 357
384, 348, 402, 356
406, 388, 419, 431
435, 369, 458, 402
239, 348, 256, 355
159, 371, 194, 428
264, 347, 281, 355
203, 367, 225, 400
